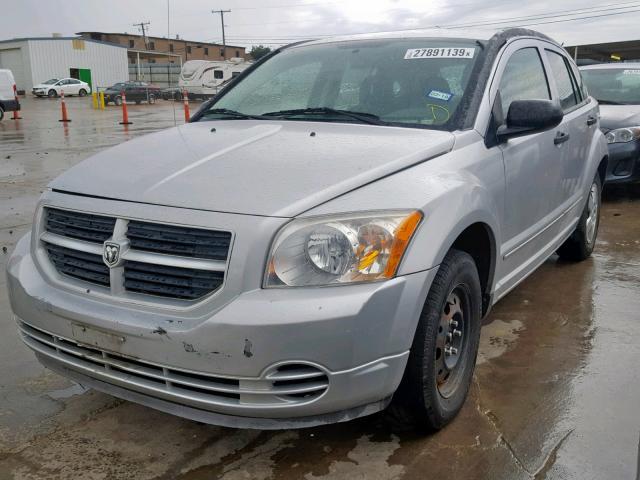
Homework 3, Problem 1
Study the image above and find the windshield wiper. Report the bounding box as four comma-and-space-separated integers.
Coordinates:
597, 100, 623, 105
201, 108, 266, 120
261, 107, 386, 125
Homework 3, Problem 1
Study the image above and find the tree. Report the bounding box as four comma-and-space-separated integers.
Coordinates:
249, 45, 272, 61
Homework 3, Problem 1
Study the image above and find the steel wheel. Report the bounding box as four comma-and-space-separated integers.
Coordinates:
585, 181, 599, 246
435, 286, 470, 398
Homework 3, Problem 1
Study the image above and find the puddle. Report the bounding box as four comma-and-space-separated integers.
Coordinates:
46, 382, 89, 400
477, 319, 524, 365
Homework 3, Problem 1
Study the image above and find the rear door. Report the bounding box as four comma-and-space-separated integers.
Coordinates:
542, 47, 596, 212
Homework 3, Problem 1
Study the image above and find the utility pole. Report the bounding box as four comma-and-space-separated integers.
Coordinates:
133, 21, 151, 50
211, 9, 231, 59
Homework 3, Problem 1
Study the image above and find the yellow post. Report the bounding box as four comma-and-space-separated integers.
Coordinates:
92, 92, 98, 109
99, 91, 105, 110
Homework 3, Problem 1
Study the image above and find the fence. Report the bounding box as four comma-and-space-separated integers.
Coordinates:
128, 63, 181, 88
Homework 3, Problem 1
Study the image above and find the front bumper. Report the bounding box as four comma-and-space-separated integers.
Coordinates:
605, 139, 640, 184
7, 224, 434, 427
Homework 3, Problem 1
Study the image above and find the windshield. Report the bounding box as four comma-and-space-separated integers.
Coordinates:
202, 39, 481, 129
110, 83, 126, 90
581, 68, 640, 105
43, 79, 59, 85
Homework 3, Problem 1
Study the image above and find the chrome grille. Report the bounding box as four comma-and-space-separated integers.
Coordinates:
41, 207, 231, 302
19, 321, 330, 410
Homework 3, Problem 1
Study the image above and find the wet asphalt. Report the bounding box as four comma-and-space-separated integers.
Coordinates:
0, 96, 639, 480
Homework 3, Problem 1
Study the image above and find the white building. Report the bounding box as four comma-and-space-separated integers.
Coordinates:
0, 37, 128, 93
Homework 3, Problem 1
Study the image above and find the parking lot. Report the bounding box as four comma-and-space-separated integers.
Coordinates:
1, 96, 639, 479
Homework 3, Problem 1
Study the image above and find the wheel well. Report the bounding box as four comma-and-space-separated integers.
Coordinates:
451, 223, 495, 317
597, 156, 608, 185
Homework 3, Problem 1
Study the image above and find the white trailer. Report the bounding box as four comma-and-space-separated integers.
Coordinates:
178, 58, 250, 99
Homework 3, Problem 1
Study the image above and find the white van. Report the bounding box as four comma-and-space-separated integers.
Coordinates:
0, 69, 20, 120
178, 58, 250, 99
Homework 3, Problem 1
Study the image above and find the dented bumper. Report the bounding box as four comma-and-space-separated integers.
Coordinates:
7, 232, 434, 426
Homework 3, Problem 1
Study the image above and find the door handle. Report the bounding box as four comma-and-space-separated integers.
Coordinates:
554, 131, 570, 145
586, 116, 598, 126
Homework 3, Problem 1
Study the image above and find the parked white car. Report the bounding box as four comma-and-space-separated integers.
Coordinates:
32, 78, 91, 98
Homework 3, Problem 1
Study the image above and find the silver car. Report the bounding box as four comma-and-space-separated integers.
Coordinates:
7, 28, 607, 430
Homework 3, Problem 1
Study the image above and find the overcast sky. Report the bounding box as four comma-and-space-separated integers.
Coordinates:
5, 0, 640, 48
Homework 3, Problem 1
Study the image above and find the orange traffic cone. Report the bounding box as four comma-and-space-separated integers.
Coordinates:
119, 90, 132, 125
183, 90, 190, 123
59, 91, 71, 122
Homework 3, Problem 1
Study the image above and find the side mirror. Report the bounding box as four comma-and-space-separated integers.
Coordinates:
497, 100, 563, 142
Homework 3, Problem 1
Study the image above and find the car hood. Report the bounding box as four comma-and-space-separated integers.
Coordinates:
598, 104, 640, 131
49, 120, 455, 217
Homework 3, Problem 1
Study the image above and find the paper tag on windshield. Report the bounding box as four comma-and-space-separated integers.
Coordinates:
405, 47, 475, 60
623, 69, 640, 75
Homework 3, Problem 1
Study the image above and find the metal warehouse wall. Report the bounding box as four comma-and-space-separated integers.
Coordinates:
26, 39, 128, 91
0, 40, 32, 92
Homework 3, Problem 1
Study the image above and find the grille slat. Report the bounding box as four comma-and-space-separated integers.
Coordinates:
124, 260, 222, 300
45, 243, 110, 287
46, 209, 116, 243
127, 221, 231, 261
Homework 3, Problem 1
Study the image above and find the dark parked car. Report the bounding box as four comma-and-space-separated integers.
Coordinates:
103, 81, 161, 105
160, 86, 184, 101
581, 63, 640, 184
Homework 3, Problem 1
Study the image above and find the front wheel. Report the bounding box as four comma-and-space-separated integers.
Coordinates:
557, 173, 602, 261
148, 94, 156, 104
394, 249, 482, 430
48, 89, 57, 98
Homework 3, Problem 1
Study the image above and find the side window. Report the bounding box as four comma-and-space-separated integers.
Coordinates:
214, 70, 224, 79
546, 50, 579, 110
498, 47, 550, 118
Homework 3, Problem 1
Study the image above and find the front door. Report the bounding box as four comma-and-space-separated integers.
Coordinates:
492, 42, 564, 295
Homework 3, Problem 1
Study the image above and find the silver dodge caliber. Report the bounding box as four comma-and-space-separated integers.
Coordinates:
7, 28, 607, 430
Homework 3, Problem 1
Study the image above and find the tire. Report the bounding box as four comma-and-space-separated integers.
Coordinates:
557, 173, 602, 261
0, 106, 4, 121
48, 89, 57, 98
114, 96, 123, 106
78, 89, 87, 97
148, 94, 156, 104
394, 249, 482, 431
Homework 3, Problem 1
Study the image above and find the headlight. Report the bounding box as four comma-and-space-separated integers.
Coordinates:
264, 210, 423, 287
605, 126, 640, 144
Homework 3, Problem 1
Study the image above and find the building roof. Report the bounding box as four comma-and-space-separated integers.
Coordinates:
76, 32, 245, 50
0, 36, 126, 48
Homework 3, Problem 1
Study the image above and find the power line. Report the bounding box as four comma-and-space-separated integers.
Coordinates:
222, 2, 640, 42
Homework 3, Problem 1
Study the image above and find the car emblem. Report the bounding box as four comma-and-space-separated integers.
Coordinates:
103, 241, 121, 267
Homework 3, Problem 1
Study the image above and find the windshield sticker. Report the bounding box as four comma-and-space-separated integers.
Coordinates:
405, 47, 475, 60
427, 90, 453, 101
623, 69, 640, 75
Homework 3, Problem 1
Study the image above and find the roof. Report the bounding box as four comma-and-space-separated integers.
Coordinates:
295, 27, 558, 47
580, 62, 640, 70
76, 31, 246, 50
0, 36, 126, 48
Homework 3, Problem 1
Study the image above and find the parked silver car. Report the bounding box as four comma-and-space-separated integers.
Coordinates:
7, 28, 607, 430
